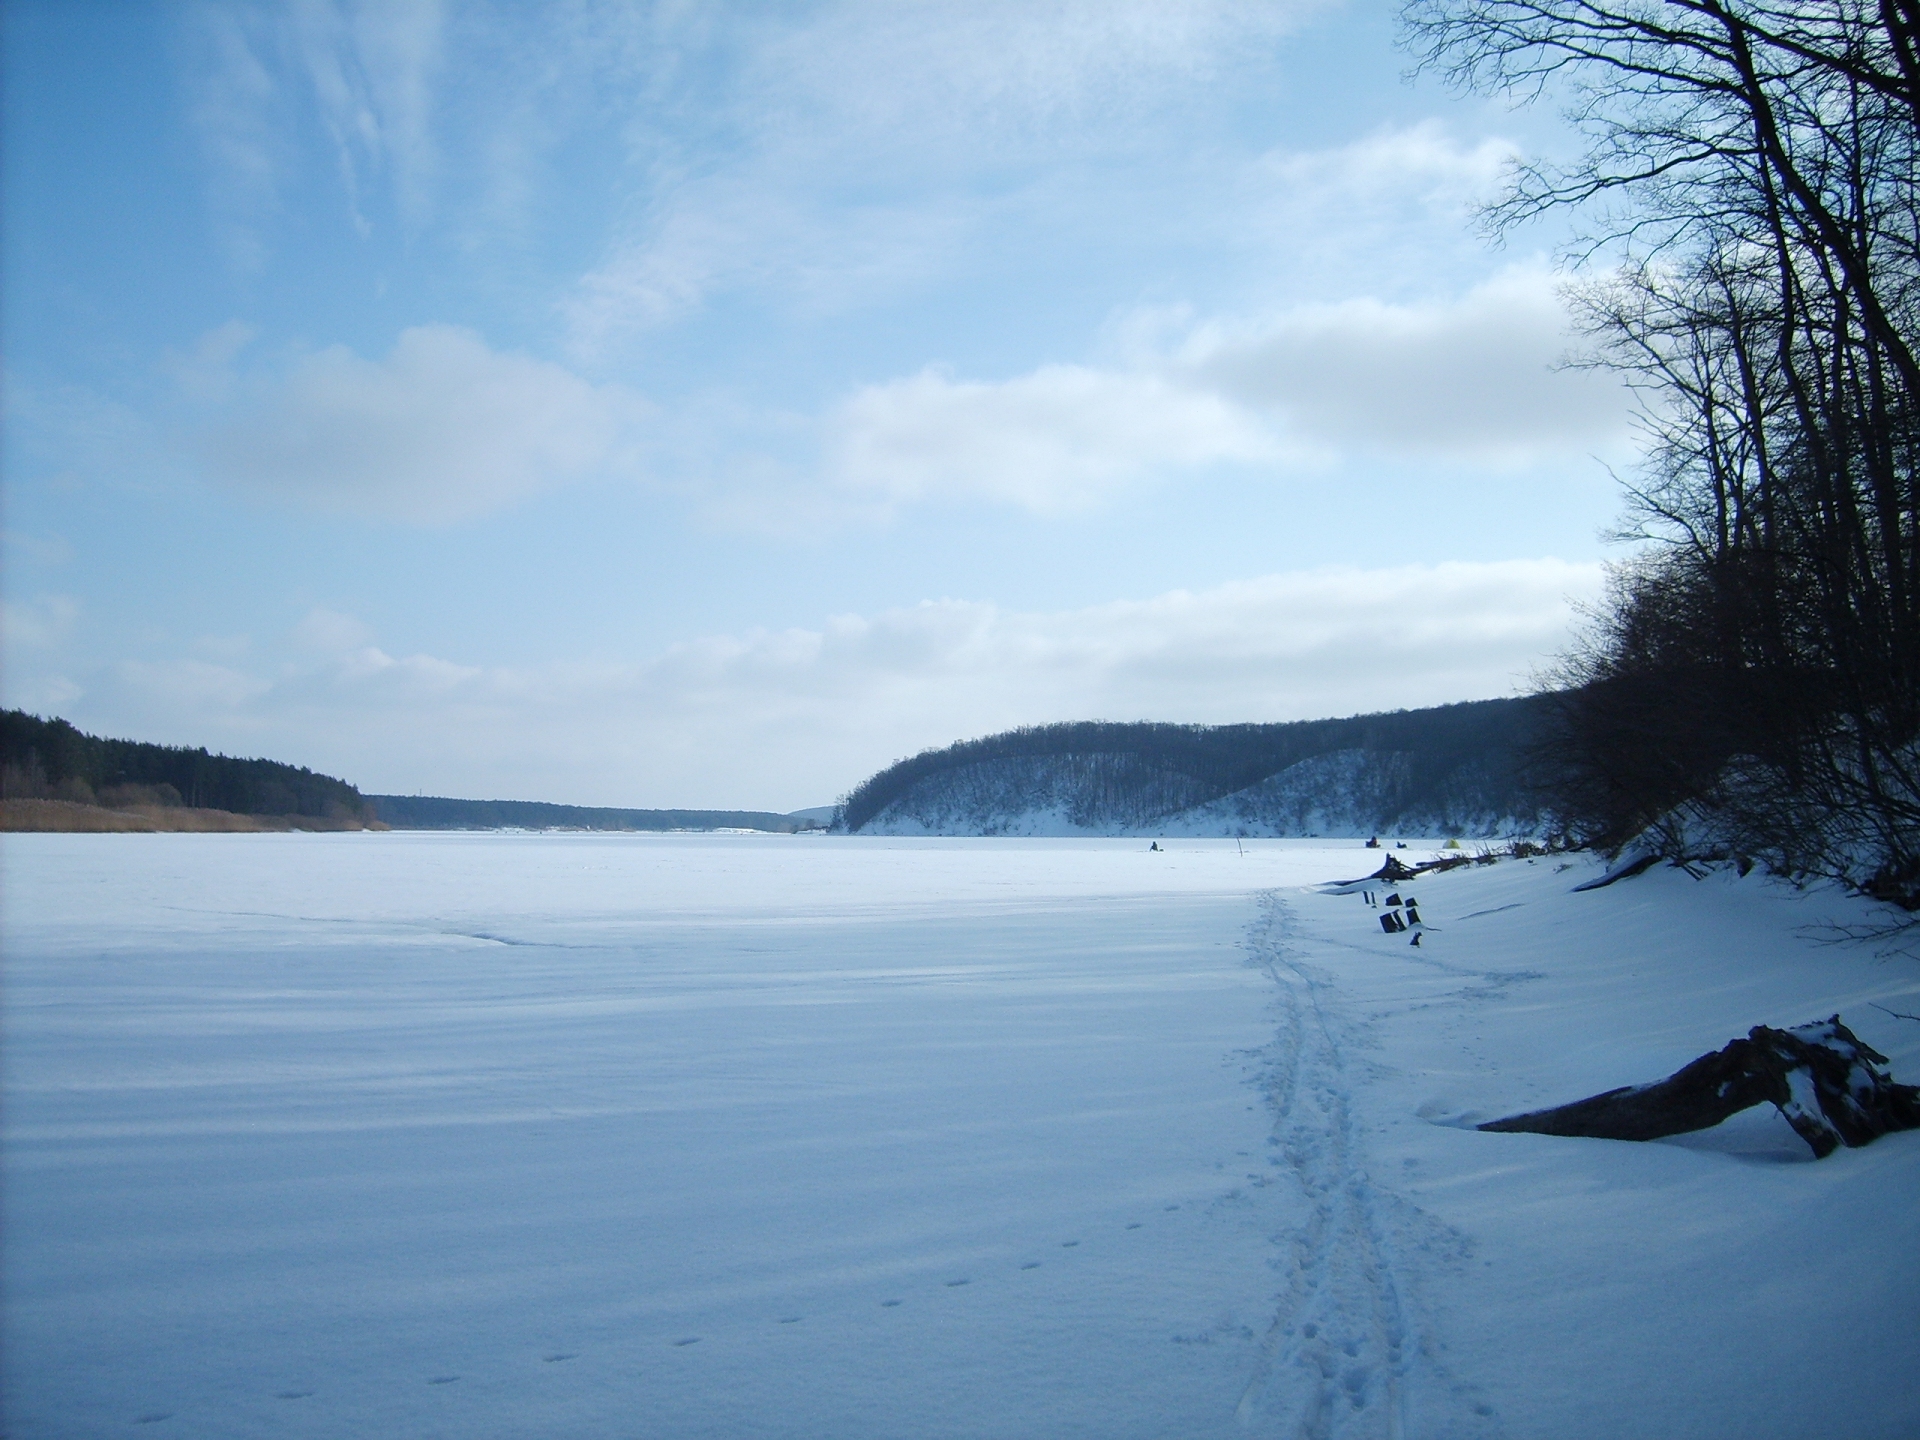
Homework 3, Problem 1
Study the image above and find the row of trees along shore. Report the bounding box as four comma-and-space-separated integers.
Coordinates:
0, 710, 376, 822
1408, 0, 1920, 908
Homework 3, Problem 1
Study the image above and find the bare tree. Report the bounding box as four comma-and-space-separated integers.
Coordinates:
1410, 0, 1920, 907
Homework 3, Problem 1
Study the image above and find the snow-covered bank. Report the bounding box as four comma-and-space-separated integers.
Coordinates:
3, 834, 1917, 1438
856, 749, 1530, 839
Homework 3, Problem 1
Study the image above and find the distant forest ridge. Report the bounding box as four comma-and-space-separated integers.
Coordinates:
1, 710, 375, 821
0, 712, 817, 834
368, 795, 820, 833
840, 697, 1551, 837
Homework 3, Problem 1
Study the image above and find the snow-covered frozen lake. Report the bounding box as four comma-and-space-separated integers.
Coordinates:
4, 833, 1918, 1439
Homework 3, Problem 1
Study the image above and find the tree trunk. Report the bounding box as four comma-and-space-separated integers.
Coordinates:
1479, 1016, 1920, 1158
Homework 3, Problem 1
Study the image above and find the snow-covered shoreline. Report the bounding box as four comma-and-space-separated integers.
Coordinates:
3, 834, 1916, 1437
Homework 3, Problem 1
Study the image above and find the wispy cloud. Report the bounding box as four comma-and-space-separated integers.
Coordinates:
187, 2, 280, 269
187, 0, 443, 254
294, 0, 443, 231
562, 0, 1323, 348
79, 560, 1601, 808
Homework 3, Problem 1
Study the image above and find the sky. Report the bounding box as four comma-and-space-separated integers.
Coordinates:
0, 0, 1635, 811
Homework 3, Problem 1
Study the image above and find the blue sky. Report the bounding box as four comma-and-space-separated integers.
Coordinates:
2, 1, 1630, 810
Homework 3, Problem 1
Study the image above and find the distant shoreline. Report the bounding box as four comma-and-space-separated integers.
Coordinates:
0, 796, 837, 835
366, 794, 826, 834
0, 797, 383, 833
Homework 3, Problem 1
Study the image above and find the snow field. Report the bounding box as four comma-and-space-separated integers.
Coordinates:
3, 833, 1918, 1439
3, 835, 1341, 1439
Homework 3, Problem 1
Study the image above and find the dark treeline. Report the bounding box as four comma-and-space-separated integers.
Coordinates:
370, 795, 814, 833
1411, 0, 1920, 906
0, 710, 375, 820
839, 698, 1548, 832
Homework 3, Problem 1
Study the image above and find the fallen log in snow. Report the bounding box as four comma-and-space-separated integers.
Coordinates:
1479, 1016, 1920, 1158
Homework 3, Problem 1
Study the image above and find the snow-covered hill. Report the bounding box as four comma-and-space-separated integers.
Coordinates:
855, 741, 1534, 837
842, 703, 1548, 838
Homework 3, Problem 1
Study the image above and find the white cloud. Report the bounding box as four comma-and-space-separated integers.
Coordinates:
0, 595, 84, 715
85, 560, 1601, 810
30, 282, 1624, 532
1181, 267, 1632, 462
4, 676, 84, 713
292, 607, 373, 653
194, 324, 651, 523
1209, 122, 1545, 306
805, 269, 1631, 513
1, 595, 80, 650
828, 364, 1283, 512
115, 658, 271, 713
1261, 120, 1517, 220
161, 321, 259, 403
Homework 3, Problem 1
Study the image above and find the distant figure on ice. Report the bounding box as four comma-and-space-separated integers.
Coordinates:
1149, 841, 1160, 851
1365, 836, 1381, 849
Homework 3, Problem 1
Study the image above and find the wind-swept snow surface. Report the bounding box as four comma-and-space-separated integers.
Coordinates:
3, 834, 1918, 1438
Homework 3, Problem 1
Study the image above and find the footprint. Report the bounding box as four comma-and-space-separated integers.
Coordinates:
944, 1278, 970, 1287
777, 1317, 801, 1324
1061, 1240, 1080, 1248
1125, 1223, 1142, 1230
1163, 1205, 1179, 1212
275, 1391, 313, 1400
671, 1337, 701, 1347
133, 1415, 172, 1425
427, 1376, 460, 1385
881, 1299, 903, 1308
542, 1354, 576, 1363
1020, 1262, 1041, 1270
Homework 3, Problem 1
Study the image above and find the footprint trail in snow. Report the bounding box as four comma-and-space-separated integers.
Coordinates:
1237, 893, 1498, 1440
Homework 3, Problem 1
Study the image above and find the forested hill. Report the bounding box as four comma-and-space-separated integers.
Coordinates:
0, 710, 375, 821
840, 697, 1550, 837
369, 795, 816, 833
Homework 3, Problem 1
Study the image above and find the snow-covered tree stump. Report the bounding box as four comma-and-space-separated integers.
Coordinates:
1478, 1016, 1920, 1158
